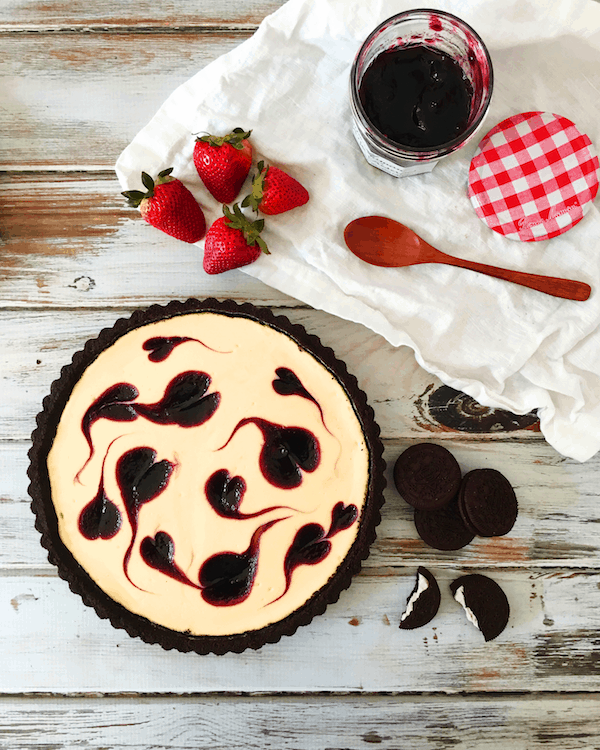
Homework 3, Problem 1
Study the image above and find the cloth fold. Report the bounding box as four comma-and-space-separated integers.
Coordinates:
116, 0, 600, 461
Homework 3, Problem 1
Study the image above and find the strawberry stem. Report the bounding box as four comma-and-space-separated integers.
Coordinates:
122, 168, 175, 207
241, 160, 270, 214
222, 203, 270, 255
195, 127, 252, 150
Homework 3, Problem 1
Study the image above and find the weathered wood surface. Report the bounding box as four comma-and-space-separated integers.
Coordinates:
2, 569, 600, 694
0, 306, 540, 439
0, 34, 255, 168
0, 0, 286, 29
2, 0, 600, 746
1, 694, 600, 749
6, 435, 600, 571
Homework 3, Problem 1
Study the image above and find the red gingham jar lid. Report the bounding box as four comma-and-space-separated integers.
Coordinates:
468, 112, 599, 242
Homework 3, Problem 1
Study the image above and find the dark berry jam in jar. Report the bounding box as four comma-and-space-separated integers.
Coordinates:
350, 10, 493, 177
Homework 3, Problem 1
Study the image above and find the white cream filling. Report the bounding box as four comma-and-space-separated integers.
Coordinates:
400, 571, 430, 622
453, 585, 480, 630
48, 312, 370, 637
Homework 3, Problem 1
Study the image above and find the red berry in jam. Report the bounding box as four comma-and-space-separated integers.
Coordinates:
77, 383, 139, 480
328, 502, 359, 537
116, 447, 175, 585
205, 469, 247, 518
220, 417, 320, 489
143, 337, 194, 362
205, 468, 293, 519
199, 520, 278, 606
140, 531, 199, 588
135, 371, 220, 428
78, 483, 122, 540
359, 45, 473, 149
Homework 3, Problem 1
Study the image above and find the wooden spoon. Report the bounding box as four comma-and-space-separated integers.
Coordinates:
344, 216, 591, 301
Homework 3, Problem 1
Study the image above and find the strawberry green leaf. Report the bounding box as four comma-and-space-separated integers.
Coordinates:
257, 237, 270, 255
221, 202, 268, 253
242, 163, 269, 213
121, 190, 146, 207
232, 203, 246, 223
122, 168, 178, 208
141, 172, 155, 192
195, 128, 252, 149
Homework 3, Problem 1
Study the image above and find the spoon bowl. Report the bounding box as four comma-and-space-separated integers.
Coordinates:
344, 216, 591, 301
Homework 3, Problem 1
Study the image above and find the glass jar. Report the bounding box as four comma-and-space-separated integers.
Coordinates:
350, 9, 493, 177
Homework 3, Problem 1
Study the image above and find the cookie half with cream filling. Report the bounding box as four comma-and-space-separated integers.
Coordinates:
399, 567, 441, 630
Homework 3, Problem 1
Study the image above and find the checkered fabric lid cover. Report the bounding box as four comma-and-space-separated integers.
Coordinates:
468, 112, 599, 242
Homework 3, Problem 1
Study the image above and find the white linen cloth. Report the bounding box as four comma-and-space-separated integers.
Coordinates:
116, 0, 600, 461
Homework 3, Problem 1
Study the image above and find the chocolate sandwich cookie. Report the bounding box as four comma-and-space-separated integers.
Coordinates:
399, 567, 441, 630
394, 443, 462, 511
458, 468, 518, 537
450, 573, 510, 641
414, 494, 475, 551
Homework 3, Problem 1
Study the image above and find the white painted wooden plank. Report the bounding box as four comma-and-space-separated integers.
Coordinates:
0, 307, 539, 442
0, 0, 285, 28
0, 307, 423, 440
0, 33, 252, 167
0, 569, 598, 694
0, 173, 300, 307
6, 439, 600, 571
1, 694, 600, 749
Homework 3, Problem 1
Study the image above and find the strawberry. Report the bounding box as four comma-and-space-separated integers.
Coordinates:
242, 160, 309, 215
122, 168, 206, 243
193, 128, 253, 204
203, 204, 269, 275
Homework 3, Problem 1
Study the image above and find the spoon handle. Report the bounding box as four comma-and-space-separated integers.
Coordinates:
435, 252, 591, 301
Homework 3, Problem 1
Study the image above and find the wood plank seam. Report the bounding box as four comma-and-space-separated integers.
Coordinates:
0, 25, 259, 35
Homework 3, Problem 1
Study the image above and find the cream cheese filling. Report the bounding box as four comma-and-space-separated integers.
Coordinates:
48, 312, 370, 636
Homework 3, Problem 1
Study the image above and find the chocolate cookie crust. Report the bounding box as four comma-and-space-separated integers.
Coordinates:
28, 298, 386, 655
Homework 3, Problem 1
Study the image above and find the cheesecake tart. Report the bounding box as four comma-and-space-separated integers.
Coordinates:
29, 299, 385, 654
